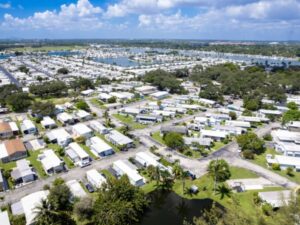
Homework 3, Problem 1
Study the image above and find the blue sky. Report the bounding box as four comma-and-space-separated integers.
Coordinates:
0, 0, 299, 40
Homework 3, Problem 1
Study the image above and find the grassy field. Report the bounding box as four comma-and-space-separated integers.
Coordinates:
113, 114, 147, 129
79, 144, 98, 160
251, 148, 300, 184
90, 98, 107, 109
11, 45, 87, 52
211, 141, 226, 151
151, 131, 165, 144
27, 150, 48, 178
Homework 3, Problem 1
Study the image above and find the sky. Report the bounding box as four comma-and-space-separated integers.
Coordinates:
0, 0, 299, 40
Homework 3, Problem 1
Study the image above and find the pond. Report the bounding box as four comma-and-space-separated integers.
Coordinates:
140, 190, 218, 225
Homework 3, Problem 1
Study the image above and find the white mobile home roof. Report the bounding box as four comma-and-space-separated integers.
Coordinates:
66, 180, 87, 198
20, 190, 49, 225
72, 123, 92, 136
47, 128, 71, 142
41, 116, 56, 127
89, 120, 107, 132
0, 211, 10, 225
68, 142, 89, 159
113, 160, 144, 186
269, 155, 300, 168
225, 120, 251, 128
40, 149, 62, 172
57, 112, 73, 121
272, 130, 300, 143
201, 130, 228, 138
90, 136, 112, 154
107, 130, 133, 146
135, 152, 160, 167
86, 169, 106, 189
22, 119, 36, 130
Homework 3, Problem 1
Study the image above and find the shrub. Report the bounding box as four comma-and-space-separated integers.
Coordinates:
272, 163, 281, 171
242, 150, 254, 159
261, 203, 273, 216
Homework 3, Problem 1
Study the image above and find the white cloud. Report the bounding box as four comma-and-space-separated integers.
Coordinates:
2, 0, 103, 30
105, 0, 205, 18
0, 2, 11, 9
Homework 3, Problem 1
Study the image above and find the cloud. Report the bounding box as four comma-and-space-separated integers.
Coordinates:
2, 0, 103, 30
0, 2, 11, 9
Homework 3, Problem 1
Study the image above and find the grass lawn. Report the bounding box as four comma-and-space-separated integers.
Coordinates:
90, 98, 107, 109
0, 161, 16, 171
113, 114, 147, 129
101, 169, 116, 181
63, 156, 75, 169
230, 166, 259, 179
251, 148, 300, 184
79, 144, 98, 160
27, 150, 48, 179
211, 141, 226, 151
151, 131, 165, 145
12, 45, 86, 52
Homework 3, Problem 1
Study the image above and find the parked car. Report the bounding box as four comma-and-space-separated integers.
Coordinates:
85, 183, 94, 193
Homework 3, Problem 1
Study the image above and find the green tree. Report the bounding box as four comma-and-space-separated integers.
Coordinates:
73, 196, 94, 221
229, 111, 237, 120
215, 184, 232, 199
282, 109, 300, 124
163, 132, 185, 150
70, 77, 94, 91
48, 183, 72, 211
287, 102, 298, 110
207, 159, 231, 190
75, 100, 90, 111
92, 175, 149, 225
236, 132, 265, 156
57, 67, 69, 74
108, 96, 117, 104
31, 101, 55, 118
6, 92, 32, 112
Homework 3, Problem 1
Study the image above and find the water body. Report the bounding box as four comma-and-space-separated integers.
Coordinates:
0, 54, 13, 60
140, 190, 217, 225
93, 56, 141, 67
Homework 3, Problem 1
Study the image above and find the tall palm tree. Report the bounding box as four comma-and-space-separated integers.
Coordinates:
33, 199, 58, 225
215, 184, 232, 199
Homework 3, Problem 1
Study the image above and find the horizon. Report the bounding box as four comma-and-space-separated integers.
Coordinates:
0, 0, 299, 41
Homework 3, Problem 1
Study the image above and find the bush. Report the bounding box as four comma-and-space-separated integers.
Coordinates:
75, 100, 90, 111
253, 192, 261, 205
272, 163, 281, 171
263, 134, 273, 141
43, 184, 50, 190
286, 167, 294, 176
261, 203, 273, 216
184, 150, 193, 157
242, 150, 254, 159
75, 136, 86, 144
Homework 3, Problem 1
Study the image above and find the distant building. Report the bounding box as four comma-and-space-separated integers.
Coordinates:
46, 128, 72, 147
113, 160, 144, 186
41, 117, 57, 129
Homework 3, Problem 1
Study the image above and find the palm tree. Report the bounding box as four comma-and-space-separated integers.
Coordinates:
33, 199, 58, 225
147, 165, 161, 185
207, 159, 231, 193
215, 184, 232, 199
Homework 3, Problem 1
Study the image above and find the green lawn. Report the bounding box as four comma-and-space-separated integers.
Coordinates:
90, 98, 107, 109
79, 144, 98, 160
113, 114, 147, 129
230, 167, 259, 179
63, 156, 75, 169
211, 141, 226, 151
27, 150, 48, 178
151, 131, 165, 145
251, 148, 300, 184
